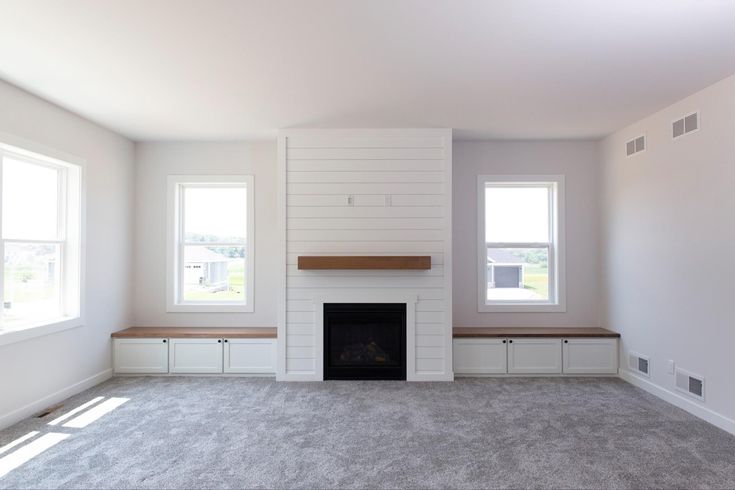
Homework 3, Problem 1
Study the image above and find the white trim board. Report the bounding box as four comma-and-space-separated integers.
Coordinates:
0, 369, 112, 431
620, 370, 735, 436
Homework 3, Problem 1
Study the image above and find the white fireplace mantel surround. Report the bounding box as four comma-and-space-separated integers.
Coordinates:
276, 128, 454, 382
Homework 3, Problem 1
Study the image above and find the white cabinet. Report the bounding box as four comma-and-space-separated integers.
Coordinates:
224, 338, 276, 374
113, 338, 169, 374
453, 338, 507, 374
168, 338, 224, 374
507, 338, 562, 374
562, 338, 618, 374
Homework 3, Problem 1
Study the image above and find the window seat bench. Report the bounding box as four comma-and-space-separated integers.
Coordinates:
452, 327, 620, 375
111, 327, 277, 375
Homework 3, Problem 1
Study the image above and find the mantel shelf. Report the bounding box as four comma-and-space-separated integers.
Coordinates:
297, 256, 431, 270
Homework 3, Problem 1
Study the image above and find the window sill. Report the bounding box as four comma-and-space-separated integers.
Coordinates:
479, 303, 567, 313
167, 304, 254, 313
0, 316, 84, 347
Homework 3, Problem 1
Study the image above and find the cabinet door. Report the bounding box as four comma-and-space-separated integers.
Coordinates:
563, 338, 618, 374
223, 339, 276, 374
507, 338, 562, 374
453, 338, 507, 374
114, 338, 169, 374
168, 338, 223, 374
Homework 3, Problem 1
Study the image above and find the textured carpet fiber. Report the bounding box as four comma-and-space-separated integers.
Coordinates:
1, 377, 735, 489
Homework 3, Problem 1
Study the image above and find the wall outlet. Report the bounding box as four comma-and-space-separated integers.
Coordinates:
667, 360, 675, 375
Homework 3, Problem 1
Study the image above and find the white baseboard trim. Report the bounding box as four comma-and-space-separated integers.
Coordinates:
0, 368, 113, 431
620, 370, 735, 436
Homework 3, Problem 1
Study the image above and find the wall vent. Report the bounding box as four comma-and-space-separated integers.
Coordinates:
628, 351, 650, 377
626, 135, 646, 156
672, 112, 699, 139
675, 368, 705, 401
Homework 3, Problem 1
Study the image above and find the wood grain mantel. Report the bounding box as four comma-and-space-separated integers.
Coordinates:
297, 256, 431, 270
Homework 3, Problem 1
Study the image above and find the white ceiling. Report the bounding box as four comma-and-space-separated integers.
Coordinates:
1, 0, 734, 141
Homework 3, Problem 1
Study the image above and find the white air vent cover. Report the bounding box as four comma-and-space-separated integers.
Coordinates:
626, 135, 646, 157
628, 351, 650, 377
673, 112, 699, 139
675, 368, 705, 401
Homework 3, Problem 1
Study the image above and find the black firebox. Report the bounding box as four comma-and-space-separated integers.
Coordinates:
323, 303, 406, 380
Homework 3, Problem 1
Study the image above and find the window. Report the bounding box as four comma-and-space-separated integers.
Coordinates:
0, 140, 83, 339
477, 175, 564, 312
167, 175, 254, 312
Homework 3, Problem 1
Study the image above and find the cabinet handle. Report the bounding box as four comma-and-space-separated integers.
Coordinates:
224, 339, 228, 343
218, 339, 222, 343
502, 340, 506, 344
564, 340, 568, 343
508, 340, 513, 343
162, 339, 167, 343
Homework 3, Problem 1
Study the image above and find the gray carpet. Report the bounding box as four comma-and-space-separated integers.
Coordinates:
1, 377, 735, 489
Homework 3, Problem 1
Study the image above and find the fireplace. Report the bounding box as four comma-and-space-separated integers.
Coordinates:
323, 303, 407, 380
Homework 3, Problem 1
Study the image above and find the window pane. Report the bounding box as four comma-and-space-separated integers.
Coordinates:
2, 157, 59, 240
184, 186, 247, 243
486, 247, 548, 301
182, 246, 246, 302
3, 242, 62, 325
485, 185, 549, 243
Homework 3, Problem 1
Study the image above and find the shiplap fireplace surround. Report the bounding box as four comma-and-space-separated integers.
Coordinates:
277, 129, 453, 381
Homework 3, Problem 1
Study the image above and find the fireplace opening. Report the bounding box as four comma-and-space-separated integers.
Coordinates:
323, 303, 406, 380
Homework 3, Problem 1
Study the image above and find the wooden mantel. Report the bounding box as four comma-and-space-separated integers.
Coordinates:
297, 256, 431, 270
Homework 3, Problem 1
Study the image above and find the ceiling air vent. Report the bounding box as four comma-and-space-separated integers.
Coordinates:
628, 351, 650, 377
675, 368, 705, 401
626, 135, 646, 156
673, 112, 699, 139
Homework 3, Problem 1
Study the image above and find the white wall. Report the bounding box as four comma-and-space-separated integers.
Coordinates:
133, 142, 278, 327
453, 141, 600, 327
601, 74, 735, 429
280, 129, 453, 381
0, 80, 134, 428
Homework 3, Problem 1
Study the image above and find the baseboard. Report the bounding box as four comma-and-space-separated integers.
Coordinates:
620, 370, 735, 436
0, 368, 113, 431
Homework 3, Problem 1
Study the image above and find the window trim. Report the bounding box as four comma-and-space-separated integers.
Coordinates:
477, 175, 566, 313
0, 132, 86, 346
166, 175, 255, 313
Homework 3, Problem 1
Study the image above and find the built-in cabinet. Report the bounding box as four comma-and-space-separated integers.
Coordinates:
453, 337, 618, 375
113, 338, 277, 375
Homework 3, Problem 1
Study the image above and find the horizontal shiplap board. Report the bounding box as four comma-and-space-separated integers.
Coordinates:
416, 324, 446, 335
416, 311, 444, 324
287, 276, 444, 289
286, 324, 315, 335
288, 159, 445, 172
416, 358, 445, 372
390, 194, 445, 207
287, 171, 444, 183
288, 206, 445, 218
288, 195, 350, 207
288, 148, 444, 160
288, 182, 443, 195
287, 288, 445, 301
416, 335, 446, 347
287, 218, 444, 230
288, 229, 443, 242
286, 358, 315, 372
287, 334, 316, 347
416, 346, 445, 359
287, 311, 315, 323
286, 136, 444, 149
287, 265, 443, 277
286, 300, 446, 313
287, 253, 443, 265
286, 346, 315, 359
287, 311, 440, 324
287, 241, 445, 253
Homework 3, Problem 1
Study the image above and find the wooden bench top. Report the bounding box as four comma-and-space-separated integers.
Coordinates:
453, 327, 620, 338
112, 327, 277, 339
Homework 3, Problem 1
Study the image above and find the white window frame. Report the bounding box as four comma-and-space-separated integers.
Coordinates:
477, 175, 565, 313
0, 133, 85, 346
167, 175, 255, 313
